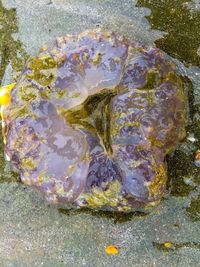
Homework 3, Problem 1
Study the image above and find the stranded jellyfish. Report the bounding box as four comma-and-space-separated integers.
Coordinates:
1, 29, 186, 211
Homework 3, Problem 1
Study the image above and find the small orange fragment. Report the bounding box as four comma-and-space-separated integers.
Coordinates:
105, 245, 119, 255
195, 150, 200, 161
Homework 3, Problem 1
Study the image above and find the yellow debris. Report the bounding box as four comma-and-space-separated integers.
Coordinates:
105, 245, 119, 255
164, 241, 174, 249
0, 83, 16, 105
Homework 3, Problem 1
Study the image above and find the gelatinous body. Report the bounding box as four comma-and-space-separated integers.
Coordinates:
2, 29, 186, 211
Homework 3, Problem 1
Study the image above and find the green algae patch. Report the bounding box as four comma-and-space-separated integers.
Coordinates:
186, 196, 200, 222
147, 163, 168, 200
138, 69, 160, 91
59, 207, 148, 223
92, 52, 103, 65
26, 56, 57, 86
137, 0, 200, 67
8, 104, 29, 120
84, 180, 122, 208
153, 241, 200, 252
83, 180, 131, 212
0, 124, 20, 183
0, 1, 28, 85
21, 157, 37, 171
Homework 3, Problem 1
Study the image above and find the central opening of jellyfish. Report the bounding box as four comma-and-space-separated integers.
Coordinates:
61, 88, 117, 156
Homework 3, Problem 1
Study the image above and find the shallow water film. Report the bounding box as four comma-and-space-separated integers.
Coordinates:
0, 0, 199, 266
